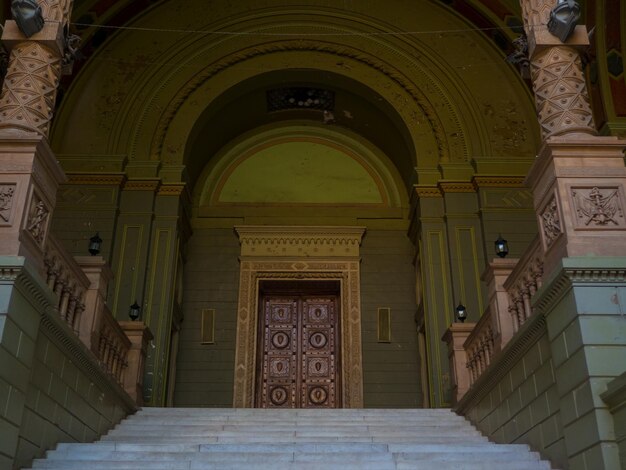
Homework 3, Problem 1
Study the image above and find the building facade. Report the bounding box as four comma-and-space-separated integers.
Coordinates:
0, 0, 625, 469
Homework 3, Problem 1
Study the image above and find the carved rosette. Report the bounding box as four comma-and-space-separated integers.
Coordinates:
0, 42, 62, 136
540, 196, 562, 248
530, 46, 595, 137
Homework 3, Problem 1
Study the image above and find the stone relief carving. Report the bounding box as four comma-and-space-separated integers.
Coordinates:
0, 185, 16, 223
541, 196, 561, 247
26, 195, 49, 244
572, 187, 624, 226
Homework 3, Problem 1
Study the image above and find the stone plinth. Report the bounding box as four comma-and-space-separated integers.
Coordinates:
119, 321, 153, 406
481, 257, 518, 352
76, 256, 114, 352
525, 135, 626, 277
442, 322, 475, 405
0, 131, 66, 275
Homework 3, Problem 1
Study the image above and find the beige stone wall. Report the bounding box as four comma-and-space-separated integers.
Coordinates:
174, 228, 420, 407
0, 259, 134, 469
459, 315, 567, 468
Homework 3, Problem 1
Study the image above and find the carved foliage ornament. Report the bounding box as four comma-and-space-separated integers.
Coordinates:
26, 194, 49, 245
0, 185, 16, 223
541, 196, 562, 247
572, 187, 624, 227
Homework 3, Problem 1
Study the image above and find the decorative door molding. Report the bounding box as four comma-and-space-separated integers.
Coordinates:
233, 226, 366, 408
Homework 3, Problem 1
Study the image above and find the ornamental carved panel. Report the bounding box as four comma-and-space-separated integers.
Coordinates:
26, 192, 50, 246
540, 195, 562, 248
0, 184, 16, 225
571, 186, 625, 228
257, 294, 339, 408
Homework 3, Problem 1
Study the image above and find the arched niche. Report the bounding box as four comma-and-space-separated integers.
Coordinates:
194, 123, 406, 219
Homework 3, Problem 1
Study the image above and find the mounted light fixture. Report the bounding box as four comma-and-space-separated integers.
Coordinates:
129, 301, 141, 321
88, 233, 102, 256
495, 234, 509, 258
455, 303, 467, 323
547, 0, 581, 42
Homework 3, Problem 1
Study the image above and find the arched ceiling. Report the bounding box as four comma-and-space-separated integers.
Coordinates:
45, 0, 547, 197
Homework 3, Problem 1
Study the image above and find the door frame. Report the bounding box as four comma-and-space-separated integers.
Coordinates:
233, 226, 365, 408
256, 280, 342, 408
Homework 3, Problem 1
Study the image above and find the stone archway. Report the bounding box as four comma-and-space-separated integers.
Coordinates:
233, 226, 365, 408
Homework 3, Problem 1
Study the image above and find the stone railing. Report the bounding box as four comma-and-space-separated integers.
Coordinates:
444, 236, 546, 403
44, 235, 90, 332
41, 243, 149, 401
97, 307, 130, 385
503, 236, 544, 331
464, 308, 495, 386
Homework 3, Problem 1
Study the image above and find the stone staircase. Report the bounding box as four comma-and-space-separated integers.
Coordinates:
26, 408, 554, 469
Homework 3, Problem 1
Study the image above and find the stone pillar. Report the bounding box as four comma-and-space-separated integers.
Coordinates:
410, 187, 454, 407
533, 259, 625, 470
481, 258, 518, 352
0, 0, 74, 136
119, 321, 153, 406
520, 0, 595, 138
442, 323, 475, 405
75, 255, 113, 352
0, 134, 65, 274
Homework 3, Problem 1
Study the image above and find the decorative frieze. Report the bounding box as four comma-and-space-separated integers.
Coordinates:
235, 226, 366, 258
571, 186, 624, 227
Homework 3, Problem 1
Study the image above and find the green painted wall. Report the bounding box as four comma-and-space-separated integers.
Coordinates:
174, 228, 421, 408
360, 230, 421, 408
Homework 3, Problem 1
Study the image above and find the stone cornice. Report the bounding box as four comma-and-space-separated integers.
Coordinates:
455, 311, 547, 414
65, 173, 126, 186
438, 182, 475, 193
414, 186, 443, 198
472, 176, 527, 189
123, 179, 161, 192
235, 226, 366, 258
532, 258, 626, 315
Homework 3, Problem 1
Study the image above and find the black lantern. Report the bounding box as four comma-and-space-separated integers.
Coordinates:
455, 303, 467, 323
88, 232, 102, 256
495, 234, 509, 258
129, 301, 141, 321
547, 0, 581, 43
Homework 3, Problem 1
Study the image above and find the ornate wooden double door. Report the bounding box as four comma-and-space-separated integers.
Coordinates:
256, 283, 340, 408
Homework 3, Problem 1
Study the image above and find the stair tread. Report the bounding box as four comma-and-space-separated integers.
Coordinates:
28, 409, 555, 470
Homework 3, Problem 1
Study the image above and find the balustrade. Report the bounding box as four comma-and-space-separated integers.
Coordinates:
44, 236, 90, 332
504, 236, 544, 331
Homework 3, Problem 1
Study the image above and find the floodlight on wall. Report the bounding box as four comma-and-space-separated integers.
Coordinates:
495, 234, 509, 258
129, 301, 141, 321
455, 303, 467, 323
88, 232, 102, 256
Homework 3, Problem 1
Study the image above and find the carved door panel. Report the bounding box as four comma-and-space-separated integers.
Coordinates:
257, 293, 339, 408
